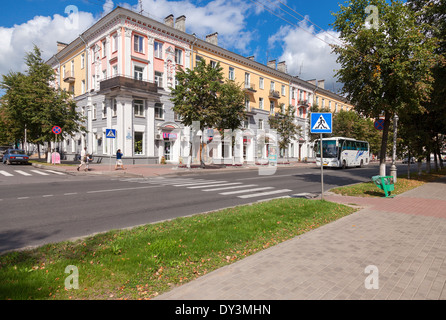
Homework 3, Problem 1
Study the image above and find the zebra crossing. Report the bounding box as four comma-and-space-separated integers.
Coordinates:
0, 169, 66, 177
120, 177, 293, 200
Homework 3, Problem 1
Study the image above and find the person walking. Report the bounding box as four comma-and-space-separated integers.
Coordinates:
77, 147, 88, 172
115, 149, 125, 170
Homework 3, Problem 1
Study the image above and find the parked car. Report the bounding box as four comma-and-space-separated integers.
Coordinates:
402, 157, 415, 164
0, 146, 12, 161
2, 149, 30, 165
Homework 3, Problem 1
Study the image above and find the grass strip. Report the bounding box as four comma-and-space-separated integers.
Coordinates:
330, 168, 446, 197
0, 198, 355, 300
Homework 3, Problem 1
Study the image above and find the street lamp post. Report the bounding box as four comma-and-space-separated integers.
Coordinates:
390, 114, 398, 183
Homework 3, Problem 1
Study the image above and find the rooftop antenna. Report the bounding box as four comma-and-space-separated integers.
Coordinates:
138, 0, 144, 14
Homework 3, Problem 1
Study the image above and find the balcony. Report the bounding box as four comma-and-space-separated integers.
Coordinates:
299, 99, 309, 107
99, 75, 158, 95
243, 83, 257, 93
63, 71, 75, 83
269, 90, 280, 99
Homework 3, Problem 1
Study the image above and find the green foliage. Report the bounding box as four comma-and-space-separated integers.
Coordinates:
0, 45, 86, 148
268, 105, 302, 154
332, 0, 440, 163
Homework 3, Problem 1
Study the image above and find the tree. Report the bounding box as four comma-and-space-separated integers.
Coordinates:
0, 45, 86, 157
332, 0, 440, 176
171, 59, 245, 167
268, 105, 302, 161
332, 110, 381, 156
214, 80, 246, 165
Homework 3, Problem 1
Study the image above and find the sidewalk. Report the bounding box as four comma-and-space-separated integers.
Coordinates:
154, 176, 446, 300
31, 159, 314, 178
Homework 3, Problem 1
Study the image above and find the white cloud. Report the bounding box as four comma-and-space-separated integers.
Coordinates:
135, 0, 254, 53
0, 11, 96, 77
269, 19, 343, 93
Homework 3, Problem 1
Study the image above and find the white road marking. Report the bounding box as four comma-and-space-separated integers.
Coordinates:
173, 181, 225, 187
238, 189, 292, 199
14, 170, 32, 176
30, 170, 50, 175
203, 184, 258, 192
219, 187, 274, 195
0, 170, 13, 176
187, 182, 243, 189
43, 170, 66, 175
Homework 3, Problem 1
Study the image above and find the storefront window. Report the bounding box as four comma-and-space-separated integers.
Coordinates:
134, 132, 143, 155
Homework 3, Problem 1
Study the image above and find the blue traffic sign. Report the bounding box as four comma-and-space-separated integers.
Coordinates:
374, 119, 384, 130
106, 129, 116, 139
310, 113, 332, 133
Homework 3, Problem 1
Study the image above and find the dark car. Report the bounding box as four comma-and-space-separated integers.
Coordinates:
2, 149, 29, 165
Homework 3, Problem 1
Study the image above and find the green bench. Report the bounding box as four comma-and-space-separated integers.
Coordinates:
371, 175, 395, 198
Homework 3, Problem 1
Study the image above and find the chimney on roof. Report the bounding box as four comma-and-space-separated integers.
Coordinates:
57, 41, 68, 52
267, 59, 276, 69
317, 80, 325, 89
205, 32, 218, 46
247, 55, 255, 61
307, 79, 317, 85
175, 15, 186, 32
164, 14, 174, 28
277, 61, 287, 73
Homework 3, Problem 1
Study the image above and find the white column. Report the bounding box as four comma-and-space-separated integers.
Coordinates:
122, 96, 134, 157
147, 36, 154, 82
146, 101, 155, 157
124, 28, 132, 77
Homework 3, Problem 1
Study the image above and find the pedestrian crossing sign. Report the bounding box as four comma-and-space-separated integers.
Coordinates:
106, 129, 116, 138
310, 113, 332, 133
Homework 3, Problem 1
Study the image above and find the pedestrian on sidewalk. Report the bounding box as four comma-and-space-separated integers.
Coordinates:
77, 147, 88, 172
115, 149, 125, 170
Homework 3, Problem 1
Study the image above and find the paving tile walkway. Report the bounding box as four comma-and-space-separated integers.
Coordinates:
155, 176, 446, 300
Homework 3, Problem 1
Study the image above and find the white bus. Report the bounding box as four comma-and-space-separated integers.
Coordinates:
314, 137, 370, 169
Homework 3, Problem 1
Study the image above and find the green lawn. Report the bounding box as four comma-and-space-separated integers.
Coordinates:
330, 168, 446, 197
0, 198, 355, 300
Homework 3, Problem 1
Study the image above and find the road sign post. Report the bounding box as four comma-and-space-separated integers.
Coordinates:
310, 113, 333, 200
51, 126, 62, 165
106, 129, 116, 171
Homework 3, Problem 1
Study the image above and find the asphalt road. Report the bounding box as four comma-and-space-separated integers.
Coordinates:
0, 162, 424, 253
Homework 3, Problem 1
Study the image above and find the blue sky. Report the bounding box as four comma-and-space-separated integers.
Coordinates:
0, 0, 346, 92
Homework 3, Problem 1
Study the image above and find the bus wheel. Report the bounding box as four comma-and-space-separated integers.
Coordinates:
342, 160, 346, 169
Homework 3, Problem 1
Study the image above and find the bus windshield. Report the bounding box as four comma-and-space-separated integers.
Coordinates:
314, 140, 337, 158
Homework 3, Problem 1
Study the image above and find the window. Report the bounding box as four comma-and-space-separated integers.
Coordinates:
112, 65, 118, 76
112, 99, 117, 117
112, 34, 118, 52
134, 34, 144, 53
328, 101, 331, 110
134, 132, 144, 155
81, 54, 85, 69
154, 41, 163, 58
245, 95, 250, 110
174, 112, 181, 121
71, 60, 74, 74
81, 80, 85, 94
134, 100, 144, 117
281, 85, 286, 96
270, 81, 275, 91
335, 103, 338, 112
228, 67, 235, 80
270, 101, 275, 114
244, 73, 250, 88
258, 119, 264, 130
210, 60, 217, 69
102, 102, 107, 118
175, 48, 182, 64
195, 55, 203, 67
155, 71, 163, 87
259, 77, 264, 89
102, 40, 106, 58
134, 66, 143, 80
92, 104, 97, 120
62, 65, 66, 78
299, 107, 303, 117
155, 103, 164, 119
259, 97, 264, 110
102, 70, 107, 80
322, 98, 325, 108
